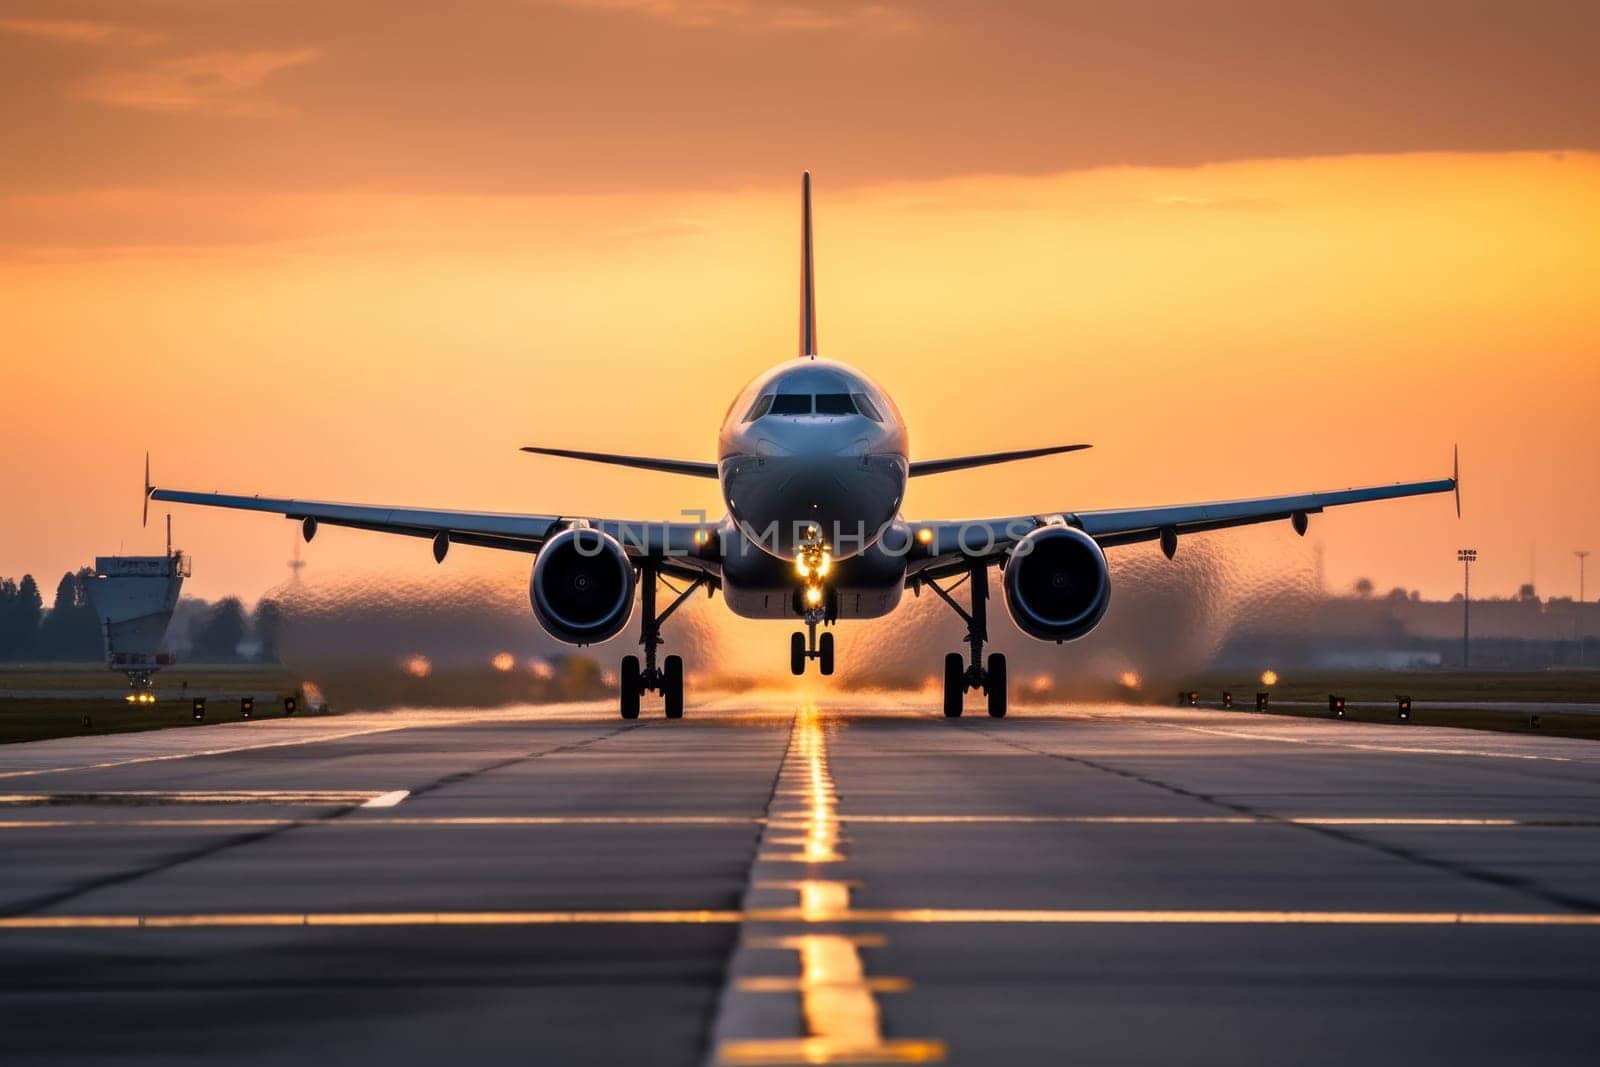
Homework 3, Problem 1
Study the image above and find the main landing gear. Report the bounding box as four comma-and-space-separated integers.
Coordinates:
922, 563, 1007, 718
790, 616, 835, 676
619, 563, 707, 721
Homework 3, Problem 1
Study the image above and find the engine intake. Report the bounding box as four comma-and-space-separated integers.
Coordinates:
1002, 525, 1111, 642
530, 527, 636, 645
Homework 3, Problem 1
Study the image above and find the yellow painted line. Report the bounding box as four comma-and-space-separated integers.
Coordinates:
718, 934, 944, 1065
808, 909, 1600, 926
838, 825, 1536, 831
9, 909, 1599, 932
0, 815, 768, 830
0, 910, 744, 930
2, 814, 1582, 831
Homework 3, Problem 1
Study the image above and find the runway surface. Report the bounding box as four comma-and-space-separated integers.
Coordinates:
3, 694, 1599, 1065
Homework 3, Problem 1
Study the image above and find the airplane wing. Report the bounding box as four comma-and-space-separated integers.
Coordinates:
147, 468, 719, 579
906, 455, 1459, 580
520, 446, 718, 478
908, 443, 1091, 477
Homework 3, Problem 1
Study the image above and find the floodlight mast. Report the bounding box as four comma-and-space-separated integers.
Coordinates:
1458, 548, 1477, 668
1577, 550, 1591, 666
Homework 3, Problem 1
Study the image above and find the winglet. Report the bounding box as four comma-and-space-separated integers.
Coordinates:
142, 452, 151, 528
800, 171, 817, 359
1453, 443, 1461, 518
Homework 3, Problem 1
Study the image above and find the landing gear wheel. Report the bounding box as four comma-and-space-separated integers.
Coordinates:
790, 632, 806, 676
943, 652, 965, 718
620, 655, 641, 720
662, 655, 684, 719
986, 652, 1008, 718
818, 632, 835, 676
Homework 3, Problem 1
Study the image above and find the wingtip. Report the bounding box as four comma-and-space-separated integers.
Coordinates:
142, 451, 151, 529
1453, 443, 1461, 519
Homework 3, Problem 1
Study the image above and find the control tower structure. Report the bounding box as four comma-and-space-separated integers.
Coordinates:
84, 517, 191, 691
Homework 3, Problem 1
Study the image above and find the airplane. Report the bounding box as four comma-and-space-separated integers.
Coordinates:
147, 173, 1459, 721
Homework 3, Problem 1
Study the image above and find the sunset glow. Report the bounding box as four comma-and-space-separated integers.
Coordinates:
0, 5, 1595, 608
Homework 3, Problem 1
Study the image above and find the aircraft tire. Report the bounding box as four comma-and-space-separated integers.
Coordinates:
819, 632, 835, 676
790, 632, 806, 676
663, 655, 684, 719
943, 652, 964, 718
620, 655, 641, 720
986, 653, 1008, 718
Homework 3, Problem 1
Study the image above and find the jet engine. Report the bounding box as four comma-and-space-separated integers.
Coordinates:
529, 527, 636, 645
1001, 525, 1111, 642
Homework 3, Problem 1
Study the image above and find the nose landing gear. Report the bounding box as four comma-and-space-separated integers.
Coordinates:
790, 617, 835, 676
619, 563, 707, 720
924, 562, 1007, 718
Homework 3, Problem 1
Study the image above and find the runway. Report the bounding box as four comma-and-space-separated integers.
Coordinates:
3, 695, 1599, 1065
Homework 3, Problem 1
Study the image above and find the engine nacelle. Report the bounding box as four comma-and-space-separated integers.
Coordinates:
1002, 525, 1111, 642
529, 527, 636, 645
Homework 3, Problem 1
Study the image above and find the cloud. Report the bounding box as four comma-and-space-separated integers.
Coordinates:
548, 0, 916, 32
82, 47, 320, 116
0, 16, 160, 46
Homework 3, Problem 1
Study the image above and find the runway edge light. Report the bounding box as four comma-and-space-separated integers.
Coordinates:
1222, 690, 1233, 709
284, 695, 297, 717
1255, 691, 1269, 711
241, 696, 253, 719
1396, 695, 1411, 721
192, 697, 205, 722
1329, 694, 1346, 717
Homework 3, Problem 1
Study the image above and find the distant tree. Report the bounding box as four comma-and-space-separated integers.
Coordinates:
35, 568, 102, 660
253, 598, 283, 663
0, 579, 18, 659
193, 597, 248, 661
0, 574, 44, 659
1517, 583, 1538, 601
1386, 586, 1409, 602
1353, 577, 1374, 598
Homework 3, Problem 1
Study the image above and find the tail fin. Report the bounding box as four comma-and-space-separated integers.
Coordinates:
800, 171, 817, 358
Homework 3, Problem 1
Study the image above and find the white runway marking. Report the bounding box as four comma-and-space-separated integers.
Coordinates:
0, 724, 421, 781
1149, 721, 1590, 763
360, 790, 410, 808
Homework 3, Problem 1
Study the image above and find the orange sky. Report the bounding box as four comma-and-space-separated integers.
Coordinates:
1, 2, 1597, 605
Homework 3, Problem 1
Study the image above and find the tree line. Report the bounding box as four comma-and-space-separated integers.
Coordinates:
0, 568, 282, 663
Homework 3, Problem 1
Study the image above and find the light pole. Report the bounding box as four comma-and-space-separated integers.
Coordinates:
1578, 550, 1591, 667
1458, 548, 1477, 668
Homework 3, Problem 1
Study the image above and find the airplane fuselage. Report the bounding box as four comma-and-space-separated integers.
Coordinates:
716, 357, 912, 619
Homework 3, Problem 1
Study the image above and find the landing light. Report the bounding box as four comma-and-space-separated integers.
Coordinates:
805, 586, 823, 606
916, 528, 934, 545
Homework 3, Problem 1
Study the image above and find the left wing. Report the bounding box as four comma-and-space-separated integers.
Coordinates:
907, 455, 1458, 578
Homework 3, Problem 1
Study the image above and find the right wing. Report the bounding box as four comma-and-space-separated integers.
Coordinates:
148, 487, 561, 554
148, 475, 718, 580
520, 446, 718, 479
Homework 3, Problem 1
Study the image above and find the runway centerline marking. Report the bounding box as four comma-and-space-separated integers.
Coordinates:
718, 932, 943, 1065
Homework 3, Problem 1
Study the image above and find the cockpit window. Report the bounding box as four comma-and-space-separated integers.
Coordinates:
851, 393, 882, 421
814, 393, 855, 416
769, 394, 812, 415
742, 394, 774, 422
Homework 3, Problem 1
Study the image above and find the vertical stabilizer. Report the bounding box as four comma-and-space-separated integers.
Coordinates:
800, 172, 817, 358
